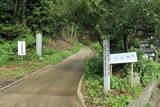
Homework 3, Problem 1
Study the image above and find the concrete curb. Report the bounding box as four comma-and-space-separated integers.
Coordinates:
0, 64, 52, 92
77, 73, 87, 107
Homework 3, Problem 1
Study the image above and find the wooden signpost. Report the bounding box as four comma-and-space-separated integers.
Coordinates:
103, 39, 138, 92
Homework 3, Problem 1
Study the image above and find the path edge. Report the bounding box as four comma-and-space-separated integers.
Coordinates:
77, 73, 87, 107
0, 64, 52, 92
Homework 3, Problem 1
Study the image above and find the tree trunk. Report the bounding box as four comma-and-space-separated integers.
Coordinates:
97, 33, 103, 48
71, 23, 74, 38
110, 40, 115, 53
14, 0, 18, 21
123, 35, 129, 52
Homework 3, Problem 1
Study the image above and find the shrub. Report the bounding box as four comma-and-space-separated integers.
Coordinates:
90, 43, 102, 53
84, 56, 103, 75
0, 23, 26, 38
83, 55, 159, 106
0, 42, 17, 66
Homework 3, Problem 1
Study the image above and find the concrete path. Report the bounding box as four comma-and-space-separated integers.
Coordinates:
0, 47, 94, 107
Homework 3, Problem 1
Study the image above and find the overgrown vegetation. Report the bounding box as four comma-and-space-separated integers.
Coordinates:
82, 43, 160, 107
1, 0, 160, 47
0, 37, 83, 86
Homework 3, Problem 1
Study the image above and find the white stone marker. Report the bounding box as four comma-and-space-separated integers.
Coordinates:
36, 33, 42, 56
103, 39, 110, 92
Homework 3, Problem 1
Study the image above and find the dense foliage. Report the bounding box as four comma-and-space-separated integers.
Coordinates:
0, 0, 82, 40
1, 0, 160, 52
0, 36, 82, 66
82, 43, 160, 106
0, 38, 83, 82
97, 0, 160, 52
84, 56, 160, 107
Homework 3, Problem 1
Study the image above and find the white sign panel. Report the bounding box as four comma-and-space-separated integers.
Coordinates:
110, 52, 138, 64
18, 41, 26, 56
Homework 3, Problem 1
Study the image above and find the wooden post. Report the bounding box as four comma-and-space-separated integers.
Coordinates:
131, 63, 134, 87
110, 65, 112, 76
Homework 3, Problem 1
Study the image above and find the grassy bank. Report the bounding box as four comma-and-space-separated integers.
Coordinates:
82, 43, 160, 107
0, 38, 83, 87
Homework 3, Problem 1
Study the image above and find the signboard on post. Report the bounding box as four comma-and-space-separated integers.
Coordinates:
103, 39, 110, 92
36, 33, 42, 57
103, 39, 138, 92
110, 52, 138, 64
18, 41, 26, 56
109, 52, 138, 87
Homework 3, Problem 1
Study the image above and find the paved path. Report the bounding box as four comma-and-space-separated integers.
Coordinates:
0, 47, 94, 107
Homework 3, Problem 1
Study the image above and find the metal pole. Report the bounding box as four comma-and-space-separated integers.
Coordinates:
103, 39, 110, 92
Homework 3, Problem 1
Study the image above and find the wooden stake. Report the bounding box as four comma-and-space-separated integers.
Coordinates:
131, 63, 134, 87
110, 64, 112, 76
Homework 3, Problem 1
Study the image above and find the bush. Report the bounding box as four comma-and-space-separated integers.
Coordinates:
43, 48, 55, 56
84, 56, 103, 75
90, 42, 102, 53
141, 61, 160, 86
83, 55, 159, 106
134, 58, 160, 86
0, 42, 17, 66
0, 23, 26, 38
16, 31, 35, 48
128, 48, 160, 86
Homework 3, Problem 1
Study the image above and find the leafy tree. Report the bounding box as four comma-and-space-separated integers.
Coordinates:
92, 0, 160, 52
0, 0, 159, 49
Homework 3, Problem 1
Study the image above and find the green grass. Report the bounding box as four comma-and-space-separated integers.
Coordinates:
145, 103, 153, 107
83, 70, 143, 107
90, 42, 102, 53
42, 41, 83, 64
83, 55, 160, 107
0, 40, 83, 83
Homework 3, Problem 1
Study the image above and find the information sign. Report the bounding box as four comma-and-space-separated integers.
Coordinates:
18, 41, 26, 56
110, 52, 138, 64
